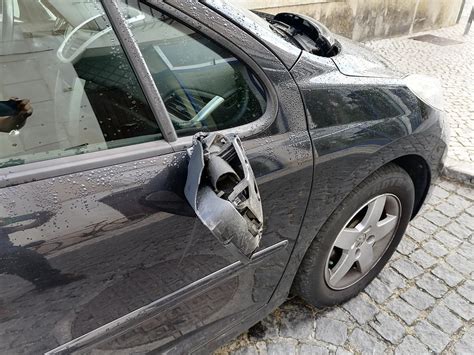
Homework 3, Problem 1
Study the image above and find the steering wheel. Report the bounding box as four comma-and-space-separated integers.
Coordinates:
169, 85, 250, 130
170, 95, 225, 130
57, 11, 145, 64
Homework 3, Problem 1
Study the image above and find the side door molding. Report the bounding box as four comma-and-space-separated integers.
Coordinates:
46, 240, 288, 354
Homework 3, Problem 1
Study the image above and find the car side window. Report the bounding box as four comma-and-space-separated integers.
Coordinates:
122, 1, 268, 137
0, 0, 162, 169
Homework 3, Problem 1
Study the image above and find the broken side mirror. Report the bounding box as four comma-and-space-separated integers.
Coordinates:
185, 133, 263, 263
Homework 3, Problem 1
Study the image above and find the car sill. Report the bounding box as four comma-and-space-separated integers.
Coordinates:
45, 240, 288, 354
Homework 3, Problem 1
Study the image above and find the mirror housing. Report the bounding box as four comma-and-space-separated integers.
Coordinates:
185, 133, 263, 263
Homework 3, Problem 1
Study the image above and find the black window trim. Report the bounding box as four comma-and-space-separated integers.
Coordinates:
0, 140, 173, 188
101, 0, 178, 143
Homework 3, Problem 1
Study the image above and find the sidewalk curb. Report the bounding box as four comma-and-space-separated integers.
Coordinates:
442, 160, 474, 185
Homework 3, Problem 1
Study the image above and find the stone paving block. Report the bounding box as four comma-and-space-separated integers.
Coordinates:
395, 335, 429, 355
314, 318, 347, 346
400, 287, 435, 310
298, 343, 330, 355
406, 226, 429, 242
279, 307, 314, 339
436, 201, 464, 218
438, 180, 458, 192
252, 314, 279, 339
342, 294, 378, 325
424, 210, 451, 227
416, 274, 449, 298
265, 340, 297, 355
392, 258, 424, 279
410, 217, 438, 235
458, 213, 474, 231
414, 320, 450, 353
322, 307, 352, 323
378, 267, 406, 291
233, 345, 259, 355
422, 239, 448, 257
427, 304, 463, 335
397, 237, 417, 255
446, 253, 474, 275
457, 280, 474, 303
432, 263, 464, 287
445, 221, 472, 240
410, 249, 437, 268
370, 312, 405, 344
348, 328, 386, 355
444, 292, 474, 321
387, 299, 420, 325
456, 242, 474, 259
434, 230, 462, 249
466, 205, 474, 216
446, 194, 471, 209
426, 195, 442, 206
456, 186, 474, 202
335, 348, 352, 355
364, 278, 392, 304
454, 326, 474, 355
431, 186, 450, 199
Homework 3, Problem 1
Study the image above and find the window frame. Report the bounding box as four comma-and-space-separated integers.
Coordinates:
135, 0, 278, 151
0, 0, 278, 188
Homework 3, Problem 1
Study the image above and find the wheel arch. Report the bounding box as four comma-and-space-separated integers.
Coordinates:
276, 150, 436, 305
390, 154, 431, 219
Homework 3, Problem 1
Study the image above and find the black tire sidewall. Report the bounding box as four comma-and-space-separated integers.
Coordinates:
297, 166, 415, 307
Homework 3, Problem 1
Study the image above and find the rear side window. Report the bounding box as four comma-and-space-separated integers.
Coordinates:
0, 0, 161, 168
122, 1, 268, 137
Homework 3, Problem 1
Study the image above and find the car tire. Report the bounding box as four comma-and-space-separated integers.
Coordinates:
293, 163, 415, 308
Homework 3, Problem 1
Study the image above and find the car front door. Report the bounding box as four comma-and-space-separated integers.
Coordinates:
0, 1, 313, 353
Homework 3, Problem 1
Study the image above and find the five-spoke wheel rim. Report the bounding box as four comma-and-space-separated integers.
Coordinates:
324, 194, 402, 290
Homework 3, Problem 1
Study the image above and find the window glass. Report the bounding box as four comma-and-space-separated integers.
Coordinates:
122, 1, 267, 137
0, 0, 161, 168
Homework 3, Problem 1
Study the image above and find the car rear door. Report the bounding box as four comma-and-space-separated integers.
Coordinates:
0, 0, 313, 353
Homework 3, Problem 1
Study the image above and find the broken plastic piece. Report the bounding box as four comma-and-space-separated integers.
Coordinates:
185, 133, 263, 263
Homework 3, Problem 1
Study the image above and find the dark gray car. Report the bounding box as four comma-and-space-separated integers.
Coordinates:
0, 0, 448, 353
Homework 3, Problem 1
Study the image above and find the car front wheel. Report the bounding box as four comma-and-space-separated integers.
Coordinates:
293, 163, 415, 307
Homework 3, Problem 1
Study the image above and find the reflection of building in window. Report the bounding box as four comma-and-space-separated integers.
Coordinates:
0, 0, 160, 168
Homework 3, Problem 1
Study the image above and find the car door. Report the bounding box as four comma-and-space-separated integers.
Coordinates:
0, 1, 313, 353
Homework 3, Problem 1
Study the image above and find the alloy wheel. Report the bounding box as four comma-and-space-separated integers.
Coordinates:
324, 194, 402, 290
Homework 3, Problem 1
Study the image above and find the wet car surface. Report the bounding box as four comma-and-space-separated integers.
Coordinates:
0, 0, 447, 353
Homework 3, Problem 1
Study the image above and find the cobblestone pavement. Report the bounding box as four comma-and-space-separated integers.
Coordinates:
364, 5, 474, 179
217, 179, 474, 354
